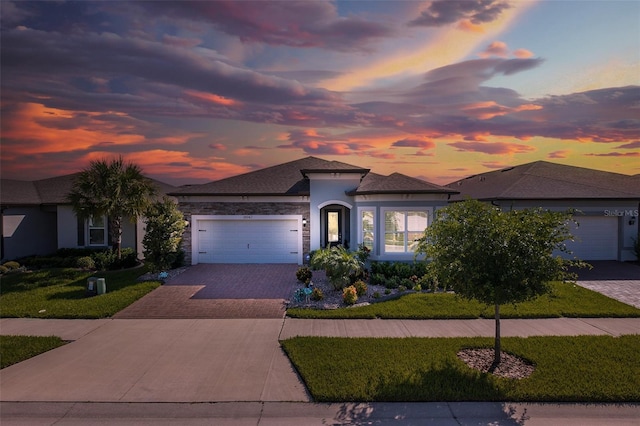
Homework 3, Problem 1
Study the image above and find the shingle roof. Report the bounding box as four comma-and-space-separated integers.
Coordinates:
0, 179, 41, 205
1, 174, 176, 206
172, 156, 368, 196
172, 156, 454, 196
348, 172, 457, 195
447, 161, 640, 201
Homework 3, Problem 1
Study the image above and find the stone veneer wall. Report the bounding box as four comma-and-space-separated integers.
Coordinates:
179, 201, 310, 264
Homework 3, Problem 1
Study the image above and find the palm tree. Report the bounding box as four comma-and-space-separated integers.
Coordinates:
68, 157, 157, 259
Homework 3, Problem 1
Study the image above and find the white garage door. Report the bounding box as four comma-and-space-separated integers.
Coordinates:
197, 218, 300, 264
565, 216, 618, 260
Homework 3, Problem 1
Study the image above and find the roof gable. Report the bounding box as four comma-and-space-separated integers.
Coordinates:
173, 156, 367, 196
350, 172, 456, 195
448, 161, 640, 200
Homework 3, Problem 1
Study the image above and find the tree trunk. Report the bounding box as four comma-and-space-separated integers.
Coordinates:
489, 303, 501, 372
110, 216, 123, 259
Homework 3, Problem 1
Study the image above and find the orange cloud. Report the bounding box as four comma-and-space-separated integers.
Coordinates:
461, 101, 542, 119
457, 19, 485, 33
1, 102, 145, 156
81, 149, 249, 182
185, 90, 241, 107
513, 48, 534, 58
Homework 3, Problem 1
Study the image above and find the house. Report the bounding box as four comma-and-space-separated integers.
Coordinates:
446, 161, 640, 261
171, 157, 458, 265
0, 174, 176, 261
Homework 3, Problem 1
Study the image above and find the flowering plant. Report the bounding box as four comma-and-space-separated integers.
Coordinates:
342, 285, 358, 305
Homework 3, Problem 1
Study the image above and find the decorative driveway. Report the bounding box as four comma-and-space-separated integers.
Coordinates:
114, 264, 300, 319
575, 261, 640, 309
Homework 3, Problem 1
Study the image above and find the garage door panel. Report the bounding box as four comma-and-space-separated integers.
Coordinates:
564, 216, 618, 261
197, 218, 300, 264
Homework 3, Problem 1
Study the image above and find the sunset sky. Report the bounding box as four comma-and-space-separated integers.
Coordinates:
1, 0, 639, 186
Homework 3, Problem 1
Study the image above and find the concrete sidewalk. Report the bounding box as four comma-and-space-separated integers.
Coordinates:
2, 401, 639, 425
2, 317, 640, 424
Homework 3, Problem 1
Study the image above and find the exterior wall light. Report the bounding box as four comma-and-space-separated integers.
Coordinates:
302, 218, 307, 227
630, 216, 636, 225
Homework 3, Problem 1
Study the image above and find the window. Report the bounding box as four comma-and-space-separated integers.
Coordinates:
360, 209, 375, 251
383, 210, 428, 253
88, 216, 107, 246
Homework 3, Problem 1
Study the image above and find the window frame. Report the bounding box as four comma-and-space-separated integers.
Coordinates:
87, 215, 108, 246
380, 208, 431, 255
357, 208, 376, 253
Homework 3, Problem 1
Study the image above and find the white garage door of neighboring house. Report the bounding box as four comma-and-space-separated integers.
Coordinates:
196, 217, 300, 264
565, 216, 618, 261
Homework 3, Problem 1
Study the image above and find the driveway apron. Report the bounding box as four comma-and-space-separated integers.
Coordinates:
114, 264, 300, 319
576, 261, 640, 309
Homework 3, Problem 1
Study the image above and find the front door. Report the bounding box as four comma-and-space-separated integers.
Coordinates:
326, 209, 342, 247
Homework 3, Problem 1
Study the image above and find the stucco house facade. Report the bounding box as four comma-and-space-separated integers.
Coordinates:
447, 161, 640, 261
0, 174, 175, 261
171, 157, 458, 265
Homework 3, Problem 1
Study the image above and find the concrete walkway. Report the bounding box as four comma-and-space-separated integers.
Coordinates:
2, 317, 640, 424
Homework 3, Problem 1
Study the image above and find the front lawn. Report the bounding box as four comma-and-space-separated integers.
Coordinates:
0, 266, 160, 318
287, 281, 640, 319
0, 335, 66, 369
281, 335, 640, 402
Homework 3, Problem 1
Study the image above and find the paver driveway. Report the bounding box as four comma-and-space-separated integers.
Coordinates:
114, 264, 300, 319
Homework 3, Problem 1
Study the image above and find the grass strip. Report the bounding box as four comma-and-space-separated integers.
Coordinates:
287, 282, 640, 319
0, 266, 160, 318
281, 335, 640, 402
0, 335, 66, 369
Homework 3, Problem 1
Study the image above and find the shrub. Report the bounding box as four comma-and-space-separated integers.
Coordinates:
371, 273, 386, 286
143, 197, 186, 272
92, 248, 137, 270
171, 249, 186, 269
2, 261, 20, 270
384, 289, 391, 295
373, 291, 381, 299
76, 256, 96, 270
296, 266, 313, 284
356, 243, 371, 264
0, 265, 8, 275
398, 285, 407, 292
353, 280, 368, 296
413, 284, 422, 292
311, 287, 324, 301
342, 285, 358, 305
310, 246, 364, 291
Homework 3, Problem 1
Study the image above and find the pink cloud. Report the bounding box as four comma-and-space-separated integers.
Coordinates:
391, 138, 436, 149
548, 150, 570, 159
479, 41, 509, 58
208, 143, 227, 151
617, 141, 640, 149
513, 48, 534, 58
409, 0, 510, 27
449, 141, 536, 155
586, 152, 640, 157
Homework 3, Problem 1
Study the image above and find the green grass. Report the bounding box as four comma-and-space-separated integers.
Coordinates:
287, 282, 640, 319
0, 266, 160, 318
0, 335, 66, 369
281, 335, 640, 402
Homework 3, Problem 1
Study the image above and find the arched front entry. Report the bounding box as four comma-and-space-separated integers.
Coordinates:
319, 204, 351, 249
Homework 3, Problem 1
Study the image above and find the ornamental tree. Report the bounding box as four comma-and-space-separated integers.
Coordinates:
415, 199, 584, 370
143, 197, 186, 272
68, 157, 156, 259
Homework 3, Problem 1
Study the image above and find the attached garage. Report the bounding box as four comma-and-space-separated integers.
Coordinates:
193, 215, 302, 264
566, 216, 619, 261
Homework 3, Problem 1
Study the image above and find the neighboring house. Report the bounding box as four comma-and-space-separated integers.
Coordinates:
0, 174, 176, 261
447, 161, 640, 261
171, 157, 458, 265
